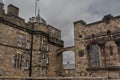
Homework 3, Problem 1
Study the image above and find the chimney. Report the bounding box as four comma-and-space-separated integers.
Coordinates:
7, 4, 19, 17
0, 2, 4, 14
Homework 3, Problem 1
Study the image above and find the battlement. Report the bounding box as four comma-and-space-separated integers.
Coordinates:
0, 3, 63, 47
74, 14, 119, 26
0, 3, 29, 30
7, 4, 19, 17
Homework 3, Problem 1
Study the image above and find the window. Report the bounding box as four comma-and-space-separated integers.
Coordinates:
26, 41, 31, 49
46, 45, 49, 52
40, 36, 48, 51
24, 59, 29, 69
78, 50, 84, 57
16, 33, 25, 47
90, 44, 100, 67
40, 35, 44, 46
40, 52, 45, 59
46, 57, 49, 65
14, 54, 23, 69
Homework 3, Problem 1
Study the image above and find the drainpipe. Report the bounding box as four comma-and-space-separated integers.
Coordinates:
29, 23, 34, 77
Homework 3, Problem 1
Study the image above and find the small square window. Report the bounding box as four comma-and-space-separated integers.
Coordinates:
40, 52, 45, 59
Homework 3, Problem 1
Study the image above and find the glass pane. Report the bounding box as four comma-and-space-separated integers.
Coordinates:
90, 44, 100, 67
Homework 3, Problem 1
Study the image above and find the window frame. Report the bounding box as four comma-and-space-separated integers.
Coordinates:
16, 32, 25, 48
14, 54, 23, 69
89, 44, 101, 68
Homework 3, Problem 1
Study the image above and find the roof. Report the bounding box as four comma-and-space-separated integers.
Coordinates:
63, 64, 75, 70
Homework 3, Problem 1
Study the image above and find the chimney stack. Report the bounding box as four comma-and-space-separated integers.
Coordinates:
7, 4, 19, 17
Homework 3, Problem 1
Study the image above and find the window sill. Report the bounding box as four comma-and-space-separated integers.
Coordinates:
86, 66, 120, 71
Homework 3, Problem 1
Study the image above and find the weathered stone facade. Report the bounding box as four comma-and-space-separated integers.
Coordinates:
74, 14, 120, 78
1, 1, 120, 78
0, 3, 63, 77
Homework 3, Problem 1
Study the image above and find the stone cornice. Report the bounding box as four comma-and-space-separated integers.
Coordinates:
87, 66, 120, 71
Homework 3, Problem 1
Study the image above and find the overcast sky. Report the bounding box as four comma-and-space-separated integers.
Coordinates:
4, 0, 120, 64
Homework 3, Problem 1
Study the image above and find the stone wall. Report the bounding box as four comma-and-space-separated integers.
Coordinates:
0, 3, 64, 77
0, 23, 30, 77
0, 77, 113, 80
74, 14, 120, 77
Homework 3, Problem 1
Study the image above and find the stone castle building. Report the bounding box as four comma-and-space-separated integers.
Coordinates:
74, 14, 120, 78
1, 1, 120, 78
0, 2, 63, 77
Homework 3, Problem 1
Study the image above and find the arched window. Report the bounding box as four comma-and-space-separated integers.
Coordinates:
90, 44, 100, 67
105, 41, 119, 66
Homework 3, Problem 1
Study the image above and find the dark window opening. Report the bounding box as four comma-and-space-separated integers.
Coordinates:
78, 50, 84, 57
79, 35, 82, 38
14, 54, 23, 69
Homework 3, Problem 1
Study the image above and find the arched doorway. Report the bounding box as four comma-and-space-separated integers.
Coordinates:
63, 51, 75, 77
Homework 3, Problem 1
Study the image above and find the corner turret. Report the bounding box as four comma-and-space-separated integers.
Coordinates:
29, 10, 46, 24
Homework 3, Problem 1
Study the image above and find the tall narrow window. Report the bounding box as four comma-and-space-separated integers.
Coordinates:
90, 44, 100, 67
26, 40, 31, 49
40, 51, 45, 59
16, 33, 25, 47
24, 59, 29, 69
46, 57, 49, 65
14, 54, 23, 69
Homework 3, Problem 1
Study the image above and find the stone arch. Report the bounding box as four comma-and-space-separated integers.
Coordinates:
105, 41, 119, 67
57, 46, 75, 56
